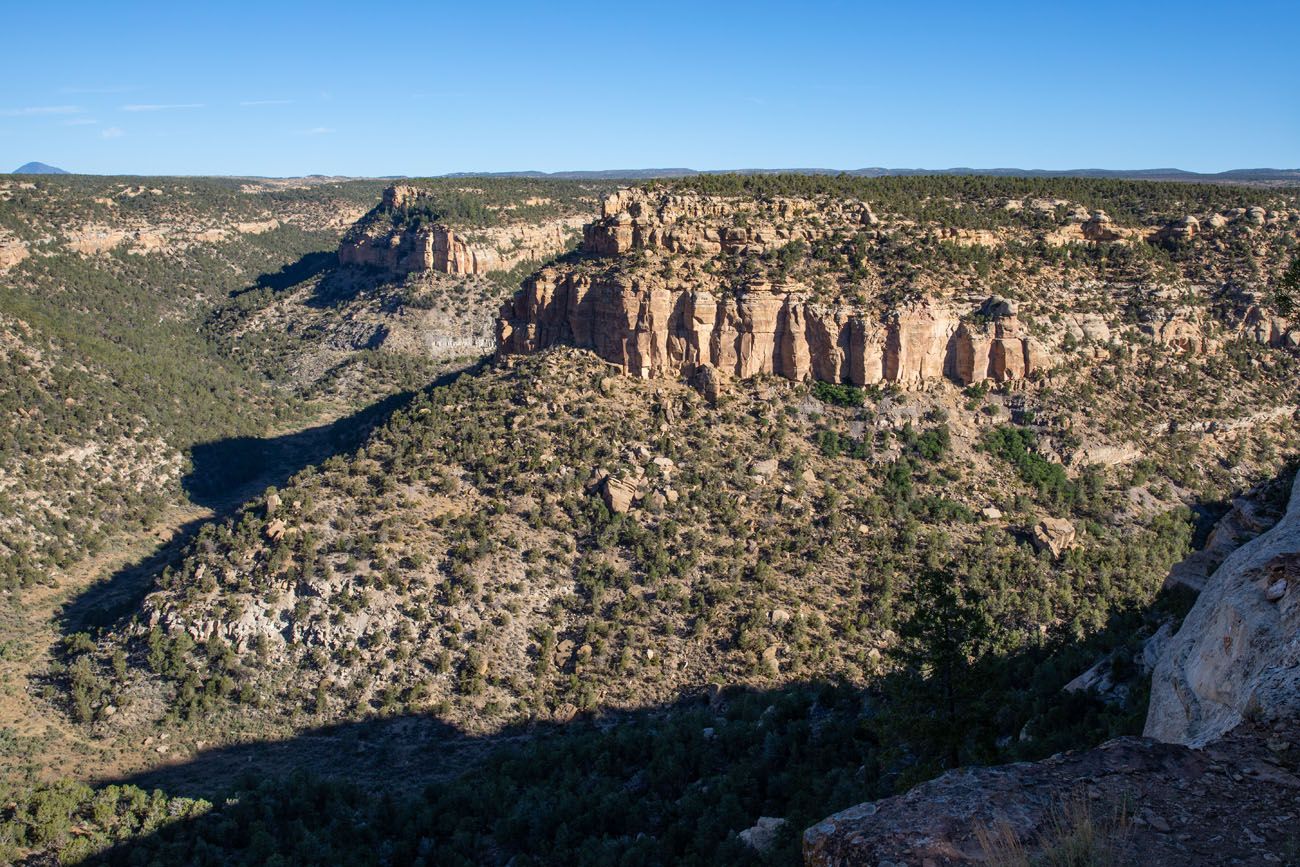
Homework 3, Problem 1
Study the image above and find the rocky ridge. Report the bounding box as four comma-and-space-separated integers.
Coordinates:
497, 187, 1299, 390
337, 184, 584, 277
803, 719, 1300, 866
499, 189, 1053, 387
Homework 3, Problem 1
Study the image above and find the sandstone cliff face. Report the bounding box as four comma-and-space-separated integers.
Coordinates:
498, 268, 1050, 387
1144, 469, 1300, 746
497, 189, 1052, 388
338, 185, 584, 277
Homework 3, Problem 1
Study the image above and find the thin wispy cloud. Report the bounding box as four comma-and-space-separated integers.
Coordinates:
101, 127, 125, 139
0, 105, 83, 116
299, 126, 334, 136
240, 99, 293, 106
121, 103, 204, 112
65, 118, 99, 126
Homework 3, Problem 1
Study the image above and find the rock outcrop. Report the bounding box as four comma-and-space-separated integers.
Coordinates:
498, 271, 1050, 387
1031, 516, 1076, 559
1239, 303, 1300, 349
803, 720, 1300, 866
0, 235, 27, 270
338, 185, 583, 277
1145, 470, 1300, 746
497, 189, 1052, 388
1081, 210, 1122, 242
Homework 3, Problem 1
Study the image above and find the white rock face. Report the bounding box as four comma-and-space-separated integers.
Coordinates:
1145, 473, 1300, 746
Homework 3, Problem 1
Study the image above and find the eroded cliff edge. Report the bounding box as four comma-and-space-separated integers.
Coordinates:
338, 184, 586, 277
497, 187, 1298, 391
497, 189, 1052, 387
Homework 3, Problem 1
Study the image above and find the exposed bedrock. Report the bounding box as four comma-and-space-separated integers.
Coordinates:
497, 269, 1049, 387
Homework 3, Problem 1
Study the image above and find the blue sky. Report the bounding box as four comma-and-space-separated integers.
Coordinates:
2, 0, 1296, 176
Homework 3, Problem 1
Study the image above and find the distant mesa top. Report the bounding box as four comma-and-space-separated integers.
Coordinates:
11, 161, 69, 175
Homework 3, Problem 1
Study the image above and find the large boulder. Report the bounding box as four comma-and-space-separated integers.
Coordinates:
691, 362, 722, 405
1145, 471, 1300, 746
739, 816, 786, 853
1031, 517, 1076, 559
1081, 210, 1121, 241
600, 476, 638, 514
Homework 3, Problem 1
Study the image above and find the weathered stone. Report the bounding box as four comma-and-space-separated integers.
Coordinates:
691, 362, 722, 405
1031, 517, 1076, 559
804, 721, 1300, 867
739, 816, 786, 853
1146, 473, 1300, 746
340, 185, 582, 277
1082, 210, 1121, 241
496, 190, 1050, 390
599, 476, 637, 514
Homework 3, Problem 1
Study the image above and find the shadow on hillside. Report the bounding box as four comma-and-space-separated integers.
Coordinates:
60, 514, 215, 635
226, 249, 386, 310
227, 249, 336, 300
252, 250, 336, 292
84, 681, 870, 865
180, 388, 418, 510
64, 587, 1177, 866
305, 263, 387, 309
60, 363, 484, 638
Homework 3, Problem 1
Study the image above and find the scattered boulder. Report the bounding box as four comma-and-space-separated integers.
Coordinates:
1031, 517, 1076, 559
762, 644, 781, 674
739, 816, 787, 853
1153, 215, 1199, 243
265, 519, 287, 542
692, 363, 722, 405
980, 296, 1018, 319
600, 476, 638, 514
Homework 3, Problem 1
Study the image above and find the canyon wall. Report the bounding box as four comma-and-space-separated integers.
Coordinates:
496, 187, 1298, 387
338, 185, 584, 277
497, 267, 1049, 387
497, 188, 1049, 387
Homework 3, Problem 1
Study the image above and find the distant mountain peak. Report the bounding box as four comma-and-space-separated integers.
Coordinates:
12, 161, 69, 175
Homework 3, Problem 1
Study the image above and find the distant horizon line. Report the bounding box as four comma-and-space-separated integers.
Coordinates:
10, 162, 1300, 184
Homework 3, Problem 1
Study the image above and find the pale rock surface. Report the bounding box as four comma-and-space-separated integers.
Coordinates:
600, 476, 637, 514
1031, 517, 1076, 559
497, 189, 1053, 389
339, 185, 583, 277
1145, 471, 1300, 746
739, 816, 787, 853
